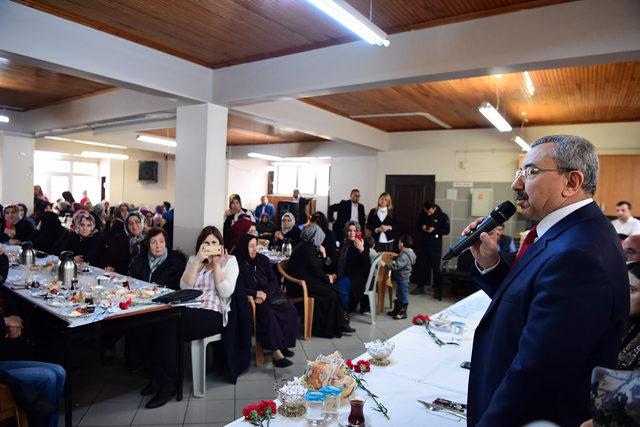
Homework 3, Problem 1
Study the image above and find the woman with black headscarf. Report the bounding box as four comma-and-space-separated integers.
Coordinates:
101, 211, 145, 274
286, 224, 351, 338
54, 210, 105, 266
235, 234, 298, 367
34, 211, 65, 254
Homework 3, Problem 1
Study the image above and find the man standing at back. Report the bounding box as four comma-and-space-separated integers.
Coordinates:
255, 195, 275, 222
412, 201, 450, 299
464, 135, 628, 426
328, 189, 366, 243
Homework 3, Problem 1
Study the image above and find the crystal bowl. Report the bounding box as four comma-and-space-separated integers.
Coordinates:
364, 339, 395, 360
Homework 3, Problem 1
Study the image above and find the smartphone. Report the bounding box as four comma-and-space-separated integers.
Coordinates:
355, 231, 363, 240
434, 398, 467, 413
204, 244, 223, 256
4, 221, 13, 230
460, 361, 471, 370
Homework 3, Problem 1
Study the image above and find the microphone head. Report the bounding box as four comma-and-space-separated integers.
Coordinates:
489, 201, 517, 224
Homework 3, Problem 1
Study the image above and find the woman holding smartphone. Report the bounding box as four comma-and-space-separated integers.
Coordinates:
1, 205, 35, 245
336, 221, 372, 315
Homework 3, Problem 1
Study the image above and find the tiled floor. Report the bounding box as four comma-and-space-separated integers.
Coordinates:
59, 289, 461, 426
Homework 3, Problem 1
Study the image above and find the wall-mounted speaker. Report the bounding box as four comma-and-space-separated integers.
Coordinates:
138, 161, 158, 182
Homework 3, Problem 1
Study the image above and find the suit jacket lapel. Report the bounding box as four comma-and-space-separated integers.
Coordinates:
478, 202, 602, 324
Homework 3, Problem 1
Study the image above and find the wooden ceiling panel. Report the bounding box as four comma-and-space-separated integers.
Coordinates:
14, 0, 572, 68
303, 61, 640, 131
140, 113, 328, 146
0, 59, 113, 110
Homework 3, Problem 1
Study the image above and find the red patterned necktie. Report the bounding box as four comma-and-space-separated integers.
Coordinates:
511, 225, 538, 268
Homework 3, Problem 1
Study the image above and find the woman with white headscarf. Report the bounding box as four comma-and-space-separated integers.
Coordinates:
285, 224, 353, 338
54, 210, 105, 266
273, 212, 300, 249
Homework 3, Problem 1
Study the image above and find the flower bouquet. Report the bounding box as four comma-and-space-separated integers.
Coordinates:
242, 400, 277, 426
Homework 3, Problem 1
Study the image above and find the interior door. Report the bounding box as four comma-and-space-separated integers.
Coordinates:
385, 175, 436, 245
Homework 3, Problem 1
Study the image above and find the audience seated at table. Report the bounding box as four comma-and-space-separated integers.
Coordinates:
618, 262, 640, 371
235, 234, 298, 367
33, 211, 65, 255
54, 210, 105, 266
336, 221, 372, 315
101, 211, 145, 274
223, 194, 255, 247
286, 224, 349, 338
128, 227, 186, 290
256, 213, 276, 243
366, 192, 398, 252
310, 211, 337, 274
1, 205, 36, 245
273, 212, 300, 249
226, 216, 256, 254
143, 226, 250, 409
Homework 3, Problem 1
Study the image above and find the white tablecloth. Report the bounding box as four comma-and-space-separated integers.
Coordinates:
1, 244, 177, 328
226, 291, 491, 426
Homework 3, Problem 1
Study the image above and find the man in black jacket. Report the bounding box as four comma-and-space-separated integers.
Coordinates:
328, 189, 366, 243
412, 201, 450, 299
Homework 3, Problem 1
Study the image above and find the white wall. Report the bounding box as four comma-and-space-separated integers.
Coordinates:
35, 138, 175, 208
226, 159, 270, 213
329, 157, 378, 211
0, 132, 35, 207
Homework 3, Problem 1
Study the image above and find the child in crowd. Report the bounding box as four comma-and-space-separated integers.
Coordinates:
385, 235, 416, 320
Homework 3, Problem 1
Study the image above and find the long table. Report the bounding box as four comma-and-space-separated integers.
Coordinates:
1, 245, 186, 427
226, 291, 491, 426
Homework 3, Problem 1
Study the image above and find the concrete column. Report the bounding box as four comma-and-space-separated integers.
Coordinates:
174, 103, 228, 254
0, 132, 35, 208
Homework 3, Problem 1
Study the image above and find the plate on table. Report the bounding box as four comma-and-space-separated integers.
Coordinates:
28, 289, 48, 298
64, 307, 95, 318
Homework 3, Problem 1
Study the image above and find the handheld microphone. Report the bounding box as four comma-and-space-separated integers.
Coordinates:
442, 201, 517, 261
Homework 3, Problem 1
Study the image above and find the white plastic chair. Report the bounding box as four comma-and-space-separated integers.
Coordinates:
363, 254, 383, 325
190, 333, 222, 398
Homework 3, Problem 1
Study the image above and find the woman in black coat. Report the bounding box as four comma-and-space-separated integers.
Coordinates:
128, 227, 187, 290
366, 192, 398, 252
235, 234, 298, 367
310, 211, 338, 274
34, 212, 65, 255
286, 224, 349, 338
101, 211, 145, 274
337, 221, 372, 314
273, 212, 300, 249
54, 210, 105, 266
1, 205, 35, 245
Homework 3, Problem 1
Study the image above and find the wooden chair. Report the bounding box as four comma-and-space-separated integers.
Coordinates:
0, 383, 28, 427
376, 252, 397, 315
247, 296, 265, 368
277, 260, 314, 340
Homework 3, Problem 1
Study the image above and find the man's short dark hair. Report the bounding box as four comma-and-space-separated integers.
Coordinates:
350, 189, 360, 195
423, 201, 435, 210
617, 201, 632, 209
163, 201, 171, 210
400, 235, 413, 248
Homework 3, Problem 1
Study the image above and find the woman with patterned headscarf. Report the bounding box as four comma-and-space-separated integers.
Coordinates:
226, 215, 257, 254
101, 211, 145, 274
285, 224, 352, 338
54, 210, 105, 266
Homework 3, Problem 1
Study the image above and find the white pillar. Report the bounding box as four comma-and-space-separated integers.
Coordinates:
174, 103, 228, 254
0, 132, 35, 209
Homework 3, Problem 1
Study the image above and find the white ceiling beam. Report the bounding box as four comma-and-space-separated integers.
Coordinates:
232, 100, 388, 151
213, 0, 640, 105
0, 1, 213, 103
19, 89, 187, 135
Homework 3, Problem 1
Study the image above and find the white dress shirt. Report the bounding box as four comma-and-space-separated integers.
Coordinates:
477, 198, 594, 274
350, 203, 359, 222
611, 217, 640, 236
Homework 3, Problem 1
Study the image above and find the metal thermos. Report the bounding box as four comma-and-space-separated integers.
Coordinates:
18, 241, 35, 266
58, 251, 77, 289
283, 239, 293, 258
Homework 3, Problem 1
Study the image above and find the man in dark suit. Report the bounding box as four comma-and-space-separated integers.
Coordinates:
464, 135, 628, 426
328, 189, 366, 243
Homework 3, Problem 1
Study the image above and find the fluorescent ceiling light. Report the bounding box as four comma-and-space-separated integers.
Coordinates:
34, 150, 63, 160
350, 112, 451, 129
523, 71, 535, 97
478, 102, 512, 132
306, 0, 390, 47
514, 136, 531, 152
273, 162, 309, 167
81, 151, 129, 160
247, 152, 283, 161
44, 136, 127, 150
137, 134, 177, 147
0, 114, 9, 123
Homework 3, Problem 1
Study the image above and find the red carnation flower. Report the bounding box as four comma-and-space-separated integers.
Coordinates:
242, 403, 261, 420
259, 400, 277, 416
345, 359, 354, 370
355, 360, 371, 373
412, 314, 431, 325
